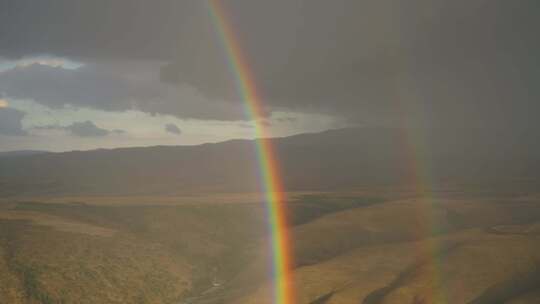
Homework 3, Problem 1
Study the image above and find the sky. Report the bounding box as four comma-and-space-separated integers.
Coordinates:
0, 0, 538, 152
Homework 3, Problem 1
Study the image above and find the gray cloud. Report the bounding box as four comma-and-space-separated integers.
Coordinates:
164, 123, 181, 135
0, 62, 246, 120
0, 107, 27, 136
38, 121, 123, 137
0, 0, 199, 60
160, 0, 540, 128
67, 121, 109, 137
0, 63, 146, 111
0, 0, 538, 129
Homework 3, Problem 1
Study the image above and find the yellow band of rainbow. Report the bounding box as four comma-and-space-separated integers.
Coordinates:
206, 1, 295, 303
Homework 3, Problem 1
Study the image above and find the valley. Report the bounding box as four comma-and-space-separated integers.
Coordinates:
0, 190, 538, 303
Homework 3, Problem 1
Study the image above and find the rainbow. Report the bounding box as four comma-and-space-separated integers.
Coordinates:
206, 1, 295, 304
400, 124, 447, 303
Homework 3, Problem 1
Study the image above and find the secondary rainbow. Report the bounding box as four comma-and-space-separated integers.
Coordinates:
206, 1, 295, 304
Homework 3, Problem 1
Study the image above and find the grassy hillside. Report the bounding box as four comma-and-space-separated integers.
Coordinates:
0, 193, 385, 303
0, 191, 538, 303
223, 196, 540, 304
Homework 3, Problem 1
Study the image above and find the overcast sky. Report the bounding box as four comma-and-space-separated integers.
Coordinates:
0, 0, 538, 151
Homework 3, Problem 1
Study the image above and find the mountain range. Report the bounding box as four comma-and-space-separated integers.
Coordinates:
0, 127, 538, 197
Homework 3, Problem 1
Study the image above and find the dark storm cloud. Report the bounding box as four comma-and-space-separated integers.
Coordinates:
164, 123, 181, 135
161, 0, 540, 127
0, 0, 200, 60
0, 0, 539, 126
0, 107, 27, 136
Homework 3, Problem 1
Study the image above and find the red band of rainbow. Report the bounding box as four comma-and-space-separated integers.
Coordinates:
206, 1, 295, 303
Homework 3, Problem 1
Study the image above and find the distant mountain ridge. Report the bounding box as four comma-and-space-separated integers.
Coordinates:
0, 150, 48, 158
0, 127, 538, 197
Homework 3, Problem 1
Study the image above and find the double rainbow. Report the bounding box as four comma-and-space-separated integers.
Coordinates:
206, 1, 295, 304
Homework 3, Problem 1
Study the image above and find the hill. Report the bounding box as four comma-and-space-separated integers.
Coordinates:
221, 196, 540, 304
0, 192, 538, 303
0, 127, 539, 197
0, 150, 47, 158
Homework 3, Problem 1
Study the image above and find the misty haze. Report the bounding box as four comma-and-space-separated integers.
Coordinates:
0, 1, 539, 304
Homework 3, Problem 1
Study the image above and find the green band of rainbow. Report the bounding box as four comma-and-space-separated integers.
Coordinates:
206, 1, 294, 303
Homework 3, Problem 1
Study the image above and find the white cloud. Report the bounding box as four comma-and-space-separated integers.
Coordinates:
0, 55, 82, 72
